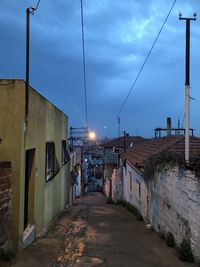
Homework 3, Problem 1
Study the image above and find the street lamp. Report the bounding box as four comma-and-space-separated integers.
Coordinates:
25, 1, 40, 127
88, 131, 96, 140
25, 6, 35, 126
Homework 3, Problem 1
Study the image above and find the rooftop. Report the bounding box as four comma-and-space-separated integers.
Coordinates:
102, 136, 147, 149
125, 135, 200, 168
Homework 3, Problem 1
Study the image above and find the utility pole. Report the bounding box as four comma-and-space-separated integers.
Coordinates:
123, 131, 126, 153
179, 12, 197, 164
118, 116, 120, 139
25, 7, 31, 127
25, 6, 37, 127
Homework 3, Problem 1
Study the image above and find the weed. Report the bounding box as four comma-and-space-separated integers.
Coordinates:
106, 197, 114, 204
136, 212, 143, 221
0, 249, 15, 262
166, 231, 175, 247
177, 239, 194, 263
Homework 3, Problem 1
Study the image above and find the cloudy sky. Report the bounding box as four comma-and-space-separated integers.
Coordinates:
0, 0, 200, 139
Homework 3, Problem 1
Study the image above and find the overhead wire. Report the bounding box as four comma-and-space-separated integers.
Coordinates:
106, 0, 177, 136
35, 0, 41, 10
190, 95, 200, 104
80, 0, 88, 128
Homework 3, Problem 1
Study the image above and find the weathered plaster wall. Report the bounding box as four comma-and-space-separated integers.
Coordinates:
123, 163, 148, 221
122, 166, 128, 203
111, 168, 123, 203
0, 162, 12, 250
103, 163, 115, 198
26, 86, 68, 233
104, 178, 111, 198
0, 80, 69, 251
148, 166, 200, 259
104, 163, 114, 181
0, 80, 25, 250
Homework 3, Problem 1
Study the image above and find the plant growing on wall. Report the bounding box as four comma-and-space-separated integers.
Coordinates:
0, 249, 15, 262
177, 239, 194, 262
106, 197, 114, 204
165, 231, 175, 247
159, 230, 165, 240
143, 149, 200, 180
143, 150, 182, 179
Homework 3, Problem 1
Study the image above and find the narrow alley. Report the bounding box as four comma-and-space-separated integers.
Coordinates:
1, 2, 200, 267
5, 193, 195, 267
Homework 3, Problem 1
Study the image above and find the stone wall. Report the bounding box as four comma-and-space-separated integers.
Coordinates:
0, 162, 12, 250
148, 166, 200, 259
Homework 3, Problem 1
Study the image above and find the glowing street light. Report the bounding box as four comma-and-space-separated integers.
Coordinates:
88, 131, 96, 140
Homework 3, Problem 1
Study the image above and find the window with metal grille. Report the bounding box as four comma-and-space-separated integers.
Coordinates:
45, 142, 60, 182
61, 140, 70, 165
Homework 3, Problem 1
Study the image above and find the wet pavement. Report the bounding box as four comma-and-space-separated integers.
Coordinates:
1, 192, 196, 267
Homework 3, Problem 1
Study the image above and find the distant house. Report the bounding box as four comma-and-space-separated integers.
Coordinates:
0, 80, 70, 252
82, 141, 104, 192
122, 135, 200, 260
102, 135, 146, 199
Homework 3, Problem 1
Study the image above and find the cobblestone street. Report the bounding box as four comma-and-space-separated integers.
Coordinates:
4, 193, 196, 267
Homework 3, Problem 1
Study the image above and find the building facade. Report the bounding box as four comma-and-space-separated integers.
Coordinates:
122, 135, 200, 260
0, 80, 69, 251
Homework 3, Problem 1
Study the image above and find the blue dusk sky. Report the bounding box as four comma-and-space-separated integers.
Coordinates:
0, 0, 200, 139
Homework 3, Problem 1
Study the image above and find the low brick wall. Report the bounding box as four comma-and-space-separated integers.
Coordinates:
0, 162, 12, 250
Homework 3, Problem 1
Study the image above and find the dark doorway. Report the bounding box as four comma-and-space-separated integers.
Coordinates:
24, 149, 35, 230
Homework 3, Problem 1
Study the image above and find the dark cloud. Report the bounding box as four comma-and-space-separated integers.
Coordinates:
0, 0, 200, 139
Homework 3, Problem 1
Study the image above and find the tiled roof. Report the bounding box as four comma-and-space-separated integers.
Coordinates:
125, 135, 200, 168
102, 136, 146, 149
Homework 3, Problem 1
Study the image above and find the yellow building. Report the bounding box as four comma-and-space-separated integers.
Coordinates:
0, 79, 69, 251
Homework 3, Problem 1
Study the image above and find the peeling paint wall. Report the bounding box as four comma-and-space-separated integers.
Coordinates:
0, 80, 25, 250
104, 177, 111, 198
0, 80, 68, 251
103, 163, 114, 198
148, 166, 200, 259
123, 163, 148, 221
0, 162, 12, 250
111, 168, 123, 203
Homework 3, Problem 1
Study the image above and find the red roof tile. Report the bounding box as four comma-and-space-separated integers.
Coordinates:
124, 135, 200, 167
102, 136, 146, 149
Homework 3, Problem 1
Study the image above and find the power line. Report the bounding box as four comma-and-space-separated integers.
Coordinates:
106, 0, 177, 136
190, 95, 200, 104
35, 0, 41, 10
80, 0, 88, 127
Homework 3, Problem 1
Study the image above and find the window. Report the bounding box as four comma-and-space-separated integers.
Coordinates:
45, 142, 60, 182
62, 140, 70, 165
136, 180, 141, 199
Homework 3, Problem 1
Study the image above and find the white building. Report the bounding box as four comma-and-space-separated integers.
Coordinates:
122, 135, 200, 260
